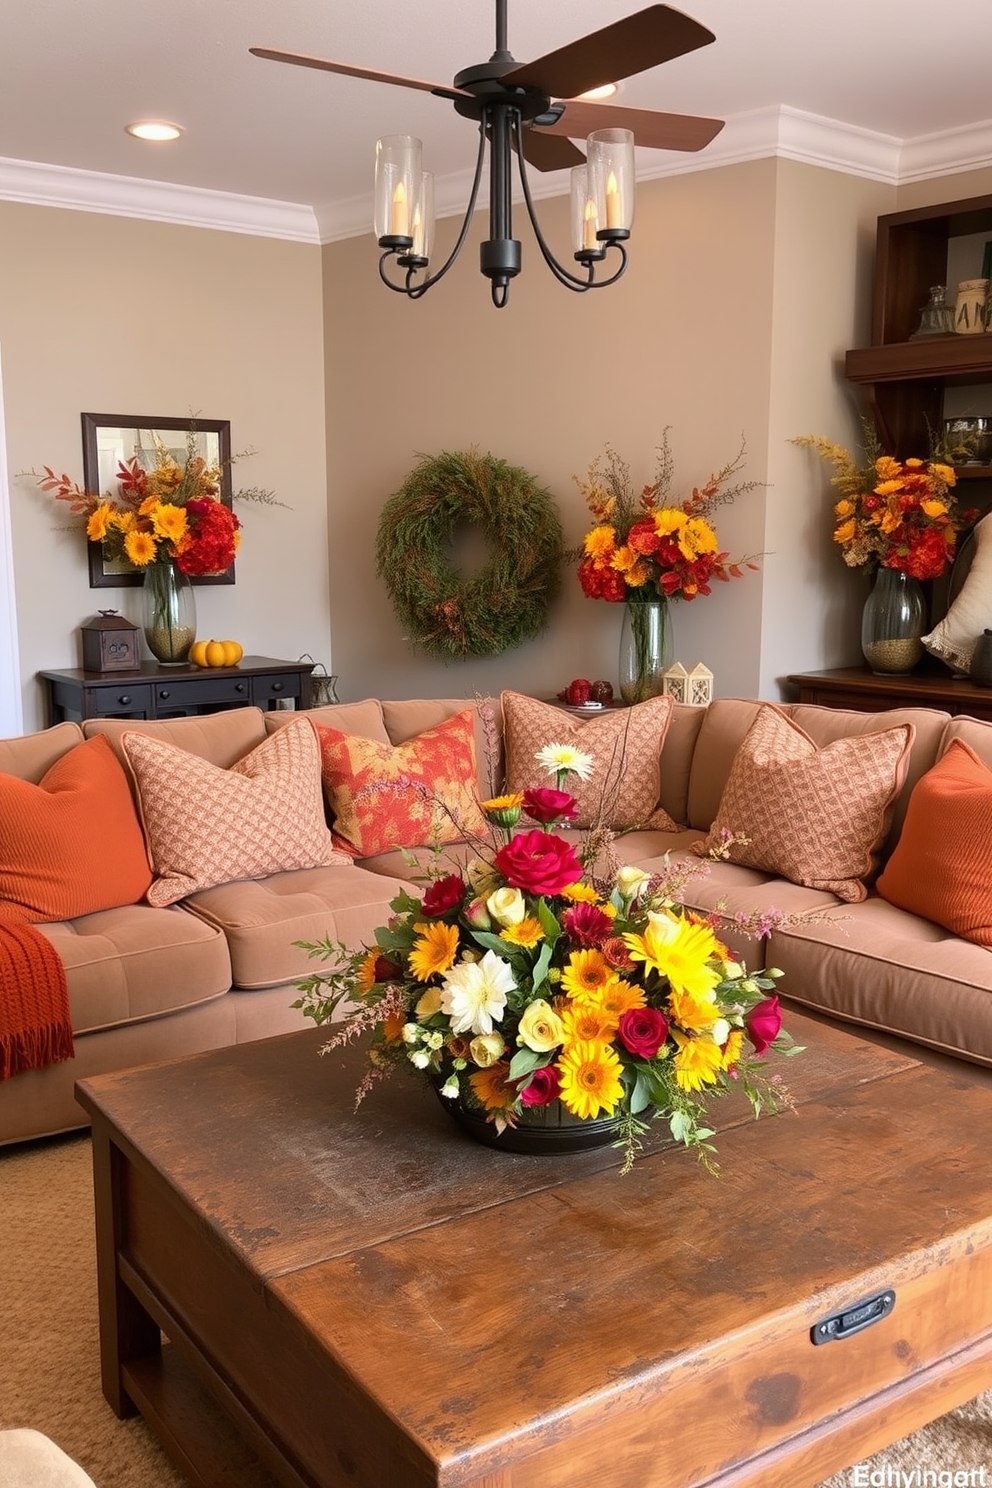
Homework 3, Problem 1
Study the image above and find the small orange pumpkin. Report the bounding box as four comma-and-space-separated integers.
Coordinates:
190, 639, 243, 668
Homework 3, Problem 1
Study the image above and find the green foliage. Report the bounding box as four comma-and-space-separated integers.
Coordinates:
375, 448, 564, 659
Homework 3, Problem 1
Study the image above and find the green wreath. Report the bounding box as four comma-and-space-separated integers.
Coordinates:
376, 450, 563, 660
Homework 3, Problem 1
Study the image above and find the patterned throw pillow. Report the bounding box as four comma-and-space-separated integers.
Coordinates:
694, 705, 914, 902
122, 717, 340, 907
500, 691, 677, 831
314, 709, 488, 856
877, 739, 992, 944
0, 734, 152, 922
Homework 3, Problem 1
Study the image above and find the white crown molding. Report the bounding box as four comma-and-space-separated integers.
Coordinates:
0, 156, 320, 243
4, 106, 992, 246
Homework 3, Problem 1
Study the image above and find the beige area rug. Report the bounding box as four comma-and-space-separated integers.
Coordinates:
0, 1132, 990, 1488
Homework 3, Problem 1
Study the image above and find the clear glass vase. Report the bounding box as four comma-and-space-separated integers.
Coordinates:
861, 567, 925, 675
619, 599, 673, 704
142, 561, 197, 665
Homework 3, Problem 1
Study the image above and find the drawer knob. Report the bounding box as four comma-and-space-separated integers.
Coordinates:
118, 695, 131, 706
272, 681, 284, 692
158, 689, 171, 700
235, 682, 246, 693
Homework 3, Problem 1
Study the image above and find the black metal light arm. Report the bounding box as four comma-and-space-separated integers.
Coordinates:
378, 121, 488, 298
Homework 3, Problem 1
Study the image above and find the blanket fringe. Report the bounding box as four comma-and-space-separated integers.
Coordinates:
0, 919, 74, 1081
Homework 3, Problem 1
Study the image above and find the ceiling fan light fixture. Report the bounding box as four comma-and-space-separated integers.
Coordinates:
374, 135, 426, 246
572, 82, 619, 102
125, 120, 184, 142
587, 127, 635, 235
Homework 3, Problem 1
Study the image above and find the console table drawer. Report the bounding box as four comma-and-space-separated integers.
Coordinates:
153, 676, 252, 711
251, 673, 303, 707
92, 684, 154, 717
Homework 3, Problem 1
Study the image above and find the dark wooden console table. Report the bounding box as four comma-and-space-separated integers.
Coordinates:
787, 666, 992, 720
40, 655, 313, 724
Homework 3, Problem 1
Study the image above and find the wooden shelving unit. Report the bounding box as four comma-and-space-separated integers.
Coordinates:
844, 192, 992, 459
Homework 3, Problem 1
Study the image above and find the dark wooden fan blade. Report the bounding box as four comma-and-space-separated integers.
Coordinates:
517, 129, 587, 173
540, 99, 724, 153
502, 5, 715, 100
249, 47, 470, 101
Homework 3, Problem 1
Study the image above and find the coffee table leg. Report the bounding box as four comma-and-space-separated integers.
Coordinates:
90, 1119, 161, 1418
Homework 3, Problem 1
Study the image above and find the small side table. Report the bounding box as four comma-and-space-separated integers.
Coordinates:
786, 666, 992, 721
40, 656, 314, 725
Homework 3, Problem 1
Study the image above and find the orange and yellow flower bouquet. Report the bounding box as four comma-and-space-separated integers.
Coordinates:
294, 744, 799, 1172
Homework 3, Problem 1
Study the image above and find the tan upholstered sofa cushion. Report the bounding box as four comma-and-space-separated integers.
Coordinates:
266, 698, 390, 744
381, 697, 502, 801
36, 903, 231, 1032
768, 897, 992, 1068
183, 864, 411, 989
86, 706, 268, 770
0, 721, 84, 783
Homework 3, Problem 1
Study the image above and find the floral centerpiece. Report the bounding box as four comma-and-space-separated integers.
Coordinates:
793, 427, 973, 579
574, 433, 762, 702
294, 745, 800, 1173
34, 429, 254, 576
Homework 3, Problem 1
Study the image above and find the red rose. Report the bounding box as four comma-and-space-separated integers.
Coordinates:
494, 830, 583, 897
373, 955, 401, 983
562, 901, 614, 946
522, 788, 578, 826
421, 874, 465, 917
745, 995, 782, 1055
519, 1064, 562, 1107
618, 1006, 669, 1058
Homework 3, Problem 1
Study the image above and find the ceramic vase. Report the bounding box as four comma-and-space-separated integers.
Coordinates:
861, 567, 925, 675
619, 599, 673, 705
142, 561, 196, 665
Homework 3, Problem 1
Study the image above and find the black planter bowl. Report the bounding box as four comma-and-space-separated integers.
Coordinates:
438, 1090, 626, 1155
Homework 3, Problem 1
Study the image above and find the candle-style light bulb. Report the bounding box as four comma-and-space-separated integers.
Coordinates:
390, 181, 408, 238
583, 198, 598, 251
605, 172, 621, 230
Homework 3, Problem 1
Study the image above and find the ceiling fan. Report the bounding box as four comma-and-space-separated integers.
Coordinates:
251, 2, 724, 306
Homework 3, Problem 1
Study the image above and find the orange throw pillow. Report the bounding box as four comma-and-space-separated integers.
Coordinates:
0, 734, 152, 922
315, 710, 488, 856
695, 705, 914, 902
501, 691, 677, 830
877, 739, 992, 945
122, 716, 340, 906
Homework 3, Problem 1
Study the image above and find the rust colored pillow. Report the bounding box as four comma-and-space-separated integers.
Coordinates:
122, 716, 340, 907
501, 691, 678, 830
0, 734, 151, 922
877, 739, 992, 944
694, 705, 914, 902
314, 710, 488, 856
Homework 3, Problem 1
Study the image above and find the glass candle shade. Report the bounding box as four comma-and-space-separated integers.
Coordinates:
374, 135, 423, 243
586, 128, 635, 235
409, 170, 434, 262
570, 165, 601, 255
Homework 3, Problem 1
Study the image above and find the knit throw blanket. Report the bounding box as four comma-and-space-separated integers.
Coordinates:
0, 919, 74, 1080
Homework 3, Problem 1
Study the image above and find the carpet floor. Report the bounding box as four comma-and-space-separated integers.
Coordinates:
0, 1131, 989, 1488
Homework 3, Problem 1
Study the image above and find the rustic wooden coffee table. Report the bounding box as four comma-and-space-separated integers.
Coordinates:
76, 1009, 992, 1488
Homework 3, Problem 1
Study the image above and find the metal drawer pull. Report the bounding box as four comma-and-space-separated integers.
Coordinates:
271, 681, 284, 691
811, 1290, 895, 1345
118, 695, 131, 706
158, 689, 171, 700
236, 682, 246, 693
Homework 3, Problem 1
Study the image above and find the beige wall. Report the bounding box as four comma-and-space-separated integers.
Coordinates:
323, 157, 895, 708
0, 203, 328, 733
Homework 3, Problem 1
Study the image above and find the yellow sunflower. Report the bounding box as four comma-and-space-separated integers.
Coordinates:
561, 948, 619, 1001
408, 921, 459, 982
501, 917, 545, 948
560, 1003, 618, 1044
623, 913, 721, 999
671, 1030, 723, 1092
583, 525, 616, 561
123, 529, 157, 566
558, 1040, 625, 1120
469, 1060, 518, 1112
85, 504, 114, 542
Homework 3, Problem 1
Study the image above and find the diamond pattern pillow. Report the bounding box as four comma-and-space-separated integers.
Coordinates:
694, 705, 914, 902
314, 709, 488, 856
500, 691, 677, 830
122, 717, 340, 907
877, 739, 992, 944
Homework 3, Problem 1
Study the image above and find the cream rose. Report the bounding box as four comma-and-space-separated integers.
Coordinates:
517, 999, 565, 1052
470, 1032, 505, 1067
616, 866, 651, 900
487, 886, 527, 927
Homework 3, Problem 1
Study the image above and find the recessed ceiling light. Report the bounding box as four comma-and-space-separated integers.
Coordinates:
126, 121, 184, 142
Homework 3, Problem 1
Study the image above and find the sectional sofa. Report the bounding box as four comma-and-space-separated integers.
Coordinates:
2, 689, 990, 1146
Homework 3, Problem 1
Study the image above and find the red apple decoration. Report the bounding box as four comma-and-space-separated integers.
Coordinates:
565, 678, 591, 706
590, 680, 613, 704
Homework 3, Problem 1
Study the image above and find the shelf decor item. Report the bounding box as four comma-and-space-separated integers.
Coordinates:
861, 567, 926, 675
575, 433, 762, 702
293, 741, 800, 1173
954, 278, 989, 335
142, 561, 197, 665
910, 284, 955, 338
795, 426, 977, 674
